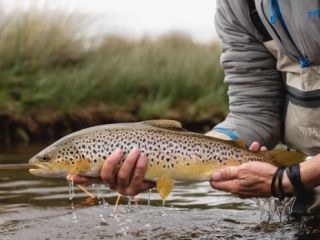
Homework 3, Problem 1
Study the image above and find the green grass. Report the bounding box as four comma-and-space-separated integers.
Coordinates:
0, 7, 227, 121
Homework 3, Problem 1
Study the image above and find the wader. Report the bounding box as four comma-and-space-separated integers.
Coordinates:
251, 0, 320, 216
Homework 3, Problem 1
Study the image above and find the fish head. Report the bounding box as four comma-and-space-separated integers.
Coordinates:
28, 145, 72, 178
28, 138, 87, 178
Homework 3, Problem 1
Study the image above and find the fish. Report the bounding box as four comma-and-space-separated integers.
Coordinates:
29, 120, 305, 199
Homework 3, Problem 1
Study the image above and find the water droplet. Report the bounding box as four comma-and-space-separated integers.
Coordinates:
160, 199, 167, 217
67, 178, 75, 200
71, 201, 77, 223
67, 178, 77, 223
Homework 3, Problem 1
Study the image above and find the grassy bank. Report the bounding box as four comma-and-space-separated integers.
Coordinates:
0, 7, 226, 146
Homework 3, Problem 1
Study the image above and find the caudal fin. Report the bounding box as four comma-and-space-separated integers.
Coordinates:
264, 151, 305, 167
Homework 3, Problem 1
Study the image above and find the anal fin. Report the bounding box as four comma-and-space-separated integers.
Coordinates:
156, 178, 175, 200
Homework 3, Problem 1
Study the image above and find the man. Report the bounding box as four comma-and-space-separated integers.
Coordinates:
72, 0, 320, 215
207, 0, 320, 214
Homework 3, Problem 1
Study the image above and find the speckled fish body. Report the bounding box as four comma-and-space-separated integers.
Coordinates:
29, 120, 263, 178
29, 120, 304, 199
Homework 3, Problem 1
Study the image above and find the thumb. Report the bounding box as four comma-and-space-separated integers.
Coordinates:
212, 166, 239, 182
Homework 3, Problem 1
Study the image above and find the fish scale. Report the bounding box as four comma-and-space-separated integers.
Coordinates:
29, 120, 305, 199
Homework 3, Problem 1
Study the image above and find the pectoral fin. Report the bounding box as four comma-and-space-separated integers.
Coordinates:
156, 178, 175, 200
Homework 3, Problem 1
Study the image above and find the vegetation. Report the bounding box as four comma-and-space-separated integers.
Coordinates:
0, 7, 227, 145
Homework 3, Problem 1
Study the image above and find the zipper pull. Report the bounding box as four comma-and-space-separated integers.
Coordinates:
299, 57, 311, 68
269, 0, 276, 24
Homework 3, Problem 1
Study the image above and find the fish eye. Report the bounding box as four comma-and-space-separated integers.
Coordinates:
38, 154, 51, 162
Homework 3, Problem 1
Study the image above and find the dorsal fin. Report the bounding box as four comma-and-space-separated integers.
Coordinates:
142, 119, 186, 131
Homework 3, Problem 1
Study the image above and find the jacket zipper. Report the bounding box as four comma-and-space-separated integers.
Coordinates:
269, 0, 311, 68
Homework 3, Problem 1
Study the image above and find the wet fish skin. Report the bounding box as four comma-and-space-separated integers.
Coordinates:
29, 120, 304, 199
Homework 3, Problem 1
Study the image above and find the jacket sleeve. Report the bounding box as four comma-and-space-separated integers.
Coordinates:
214, 0, 284, 149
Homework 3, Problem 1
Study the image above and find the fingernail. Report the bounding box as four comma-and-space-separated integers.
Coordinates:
212, 172, 221, 181
66, 174, 74, 181
133, 147, 141, 154
140, 152, 147, 159
115, 148, 123, 155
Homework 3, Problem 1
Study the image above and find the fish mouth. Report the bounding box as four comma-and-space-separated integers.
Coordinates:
28, 163, 49, 176
28, 162, 68, 178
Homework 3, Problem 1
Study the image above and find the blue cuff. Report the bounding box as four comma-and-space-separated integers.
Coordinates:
212, 127, 238, 141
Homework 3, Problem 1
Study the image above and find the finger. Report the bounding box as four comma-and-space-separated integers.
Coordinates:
100, 149, 123, 189
117, 148, 141, 189
260, 146, 268, 152
68, 174, 100, 185
125, 153, 151, 196
210, 180, 239, 193
211, 166, 239, 182
249, 141, 260, 152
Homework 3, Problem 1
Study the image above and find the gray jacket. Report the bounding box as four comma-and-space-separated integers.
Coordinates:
215, 0, 320, 155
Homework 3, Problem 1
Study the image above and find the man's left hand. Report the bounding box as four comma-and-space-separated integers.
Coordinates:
210, 161, 277, 198
210, 141, 277, 198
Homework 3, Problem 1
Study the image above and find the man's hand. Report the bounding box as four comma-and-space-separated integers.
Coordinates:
70, 148, 155, 196
210, 141, 278, 198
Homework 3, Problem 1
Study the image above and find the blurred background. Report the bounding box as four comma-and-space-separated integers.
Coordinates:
0, 0, 226, 148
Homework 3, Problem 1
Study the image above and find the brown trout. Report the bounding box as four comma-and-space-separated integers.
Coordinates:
29, 120, 304, 199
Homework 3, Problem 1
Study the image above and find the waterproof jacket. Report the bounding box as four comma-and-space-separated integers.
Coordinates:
215, 0, 320, 155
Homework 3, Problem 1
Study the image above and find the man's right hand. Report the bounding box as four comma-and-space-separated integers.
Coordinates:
70, 148, 155, 196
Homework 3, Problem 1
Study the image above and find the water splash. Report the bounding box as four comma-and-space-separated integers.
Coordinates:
92, 184, 108, 224
111, 196, 133, 238
253, 197, 294, 224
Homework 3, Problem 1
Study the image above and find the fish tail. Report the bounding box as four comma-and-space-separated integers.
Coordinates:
264, 150, 305, 167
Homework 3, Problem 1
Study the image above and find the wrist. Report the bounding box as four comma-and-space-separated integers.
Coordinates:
210, 127, 238, 141
282, 170, 295, 196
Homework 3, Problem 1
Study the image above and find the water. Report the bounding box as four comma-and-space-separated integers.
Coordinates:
0, 145, 319, 240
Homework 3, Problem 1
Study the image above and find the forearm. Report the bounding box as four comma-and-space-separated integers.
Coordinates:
300, 154, 320, 190
214, 0, 284, 149
283, 154, 320, 194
